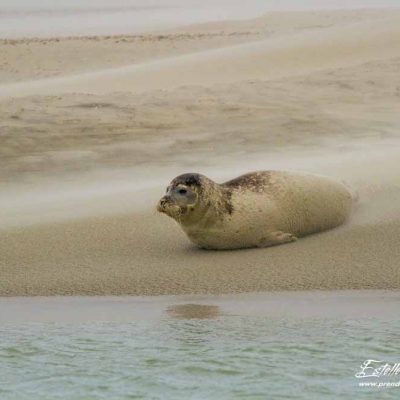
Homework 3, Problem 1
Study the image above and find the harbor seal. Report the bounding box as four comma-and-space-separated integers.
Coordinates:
157, 171, 354, 250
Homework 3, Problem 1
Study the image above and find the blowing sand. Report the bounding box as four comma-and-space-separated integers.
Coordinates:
1, 9, 400, 296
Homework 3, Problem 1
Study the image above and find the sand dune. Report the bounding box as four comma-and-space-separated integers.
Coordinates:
2, 9, 396, 84
1, 9, 400, 295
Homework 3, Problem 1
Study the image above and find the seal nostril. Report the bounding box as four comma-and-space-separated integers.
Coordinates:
159, 196, 171, 208
157, 198, 167, 212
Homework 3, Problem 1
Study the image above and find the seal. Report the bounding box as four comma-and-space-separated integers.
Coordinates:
157, 171, 354, 250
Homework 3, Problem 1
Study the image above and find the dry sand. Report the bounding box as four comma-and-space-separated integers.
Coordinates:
1, 9, 400, 296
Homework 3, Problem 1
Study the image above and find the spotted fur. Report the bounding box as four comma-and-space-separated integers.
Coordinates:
223, 171, 274, 192
171, 173, 203, 188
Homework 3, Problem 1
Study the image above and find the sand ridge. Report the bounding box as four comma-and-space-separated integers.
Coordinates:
2, 13, 400, 99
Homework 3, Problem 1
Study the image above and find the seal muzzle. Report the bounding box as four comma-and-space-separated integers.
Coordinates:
157, 195, 172, 213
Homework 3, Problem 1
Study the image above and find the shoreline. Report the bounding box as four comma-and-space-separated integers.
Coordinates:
1, 290, 399, 323
1, 7, 399, 41
2, 2, 399, 39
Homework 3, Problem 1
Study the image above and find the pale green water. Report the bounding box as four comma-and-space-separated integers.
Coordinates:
1, 293, 400, 399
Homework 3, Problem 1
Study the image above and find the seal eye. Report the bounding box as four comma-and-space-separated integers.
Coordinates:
178, 188, 187, 195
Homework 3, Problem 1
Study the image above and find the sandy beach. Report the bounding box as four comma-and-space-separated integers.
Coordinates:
1, 7, 400, 296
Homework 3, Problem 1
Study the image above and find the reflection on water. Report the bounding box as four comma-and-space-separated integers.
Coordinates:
164, 304, 222, 347
166, 303, 220, 319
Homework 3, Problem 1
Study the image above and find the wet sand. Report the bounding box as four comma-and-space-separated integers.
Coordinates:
1, 9, 400, 296
1, 290, 399, 323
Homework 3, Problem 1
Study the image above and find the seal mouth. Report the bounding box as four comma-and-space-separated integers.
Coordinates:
157, 203, 166, 213
157, 196, 175, 215
157, 196, 189, 221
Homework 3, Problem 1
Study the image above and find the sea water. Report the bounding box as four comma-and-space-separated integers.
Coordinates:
1, 292, 399, 399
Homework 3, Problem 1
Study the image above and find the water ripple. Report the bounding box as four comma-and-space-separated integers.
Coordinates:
1, 316, 399, 399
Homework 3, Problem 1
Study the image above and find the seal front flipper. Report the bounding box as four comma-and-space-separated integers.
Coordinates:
257, 231, 297, 248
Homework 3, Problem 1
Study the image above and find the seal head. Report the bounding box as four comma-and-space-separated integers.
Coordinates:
157, 173, 205, 221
